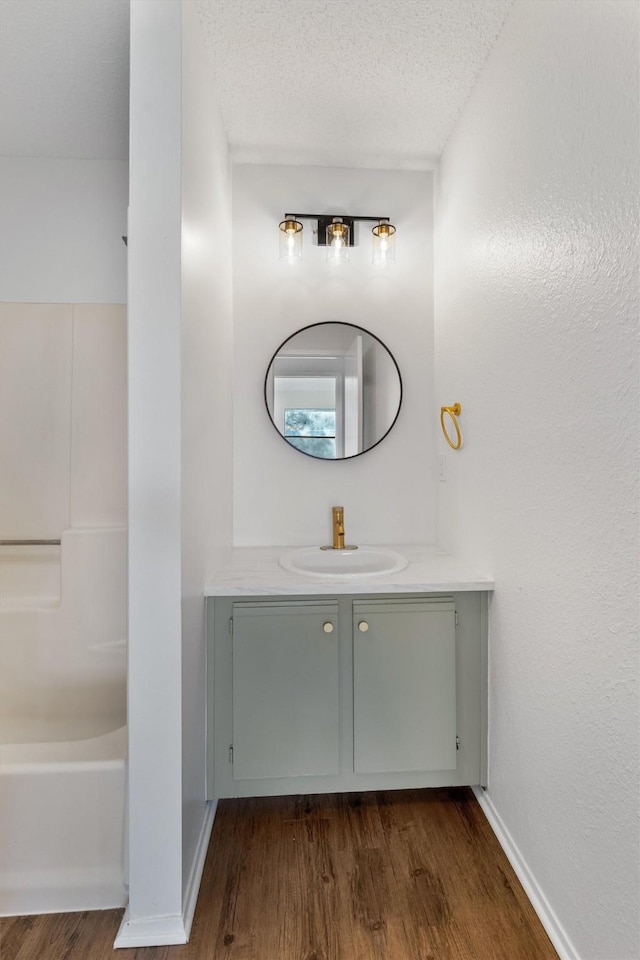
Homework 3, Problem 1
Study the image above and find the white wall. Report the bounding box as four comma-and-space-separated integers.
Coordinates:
180, 0, 233, 915
119, 0, 233, 946
120, 0, 183, 944
434, 2, 639, 958
0, 157, 127, 303
233, 165, 435, 547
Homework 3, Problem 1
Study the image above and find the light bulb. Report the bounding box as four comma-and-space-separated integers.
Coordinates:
326, 220, 349, 266
279, 218, 303, 263
372, 221, 396, 267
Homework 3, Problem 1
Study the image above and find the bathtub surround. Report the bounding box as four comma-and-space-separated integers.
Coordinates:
434, 2, 639, 958
0, 530, 126, 723
0, 301, 127, 915
0, 304, 72, 540
0, 302, 127, 540
0, 533, 127, 916
0, 1, 129, 913
0, 0, 132, 932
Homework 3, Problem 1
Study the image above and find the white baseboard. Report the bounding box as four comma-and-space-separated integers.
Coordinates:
183, 799, 217, 940
472, 786, 579, 960
114, 910, 188, 948
115, 799, 217, 949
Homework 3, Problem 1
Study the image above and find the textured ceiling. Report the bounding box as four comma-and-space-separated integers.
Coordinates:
0, 0, 129, 160
198, 0, 514, 169
0, 0, 513, 169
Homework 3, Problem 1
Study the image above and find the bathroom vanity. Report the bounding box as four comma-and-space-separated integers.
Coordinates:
206, 546, 493, 800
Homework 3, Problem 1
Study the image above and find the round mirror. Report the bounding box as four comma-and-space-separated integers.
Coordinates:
264, 322, 402, 460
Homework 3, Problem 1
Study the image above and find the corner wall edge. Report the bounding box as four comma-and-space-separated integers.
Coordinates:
472, 786, 580, 960
183, 800, 217, 940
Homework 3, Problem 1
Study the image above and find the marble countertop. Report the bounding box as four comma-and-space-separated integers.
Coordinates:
205, 545, 494, 596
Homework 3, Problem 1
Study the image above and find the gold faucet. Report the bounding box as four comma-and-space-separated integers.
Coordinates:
320, 505, 358, 551
332, 506, 345, 549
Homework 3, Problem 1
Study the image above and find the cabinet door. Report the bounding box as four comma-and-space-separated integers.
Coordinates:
353, 598, 457, 774
232, 601, 340, 780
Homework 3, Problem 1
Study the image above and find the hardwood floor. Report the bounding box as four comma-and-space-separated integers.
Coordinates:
1, 788, 558, 960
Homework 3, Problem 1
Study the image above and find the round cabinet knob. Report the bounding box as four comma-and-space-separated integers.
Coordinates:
358, 621, 369, 632
323, 622, 334, 634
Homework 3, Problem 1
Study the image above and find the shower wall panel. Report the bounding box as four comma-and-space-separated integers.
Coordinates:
0, 301, 127, 541
70, 304, 127, 528
0, 303, 72, 540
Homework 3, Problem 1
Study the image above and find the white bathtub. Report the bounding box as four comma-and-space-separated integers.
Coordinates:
0, 722, 127, 916
0, 528, 128, 916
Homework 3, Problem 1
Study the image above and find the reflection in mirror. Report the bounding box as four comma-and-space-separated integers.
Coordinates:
265, 322, 402, 460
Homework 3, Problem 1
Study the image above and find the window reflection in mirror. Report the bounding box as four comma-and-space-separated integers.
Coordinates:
265, 323, 402, 460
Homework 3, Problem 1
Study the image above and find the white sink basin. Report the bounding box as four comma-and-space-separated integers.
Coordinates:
279, 546, 408, 579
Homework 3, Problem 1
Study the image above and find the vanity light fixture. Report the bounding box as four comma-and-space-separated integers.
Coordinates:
278, 213, 396, 266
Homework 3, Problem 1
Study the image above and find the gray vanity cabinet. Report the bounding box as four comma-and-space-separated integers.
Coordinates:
231, 601, 340, 780
207, 591, 487, 800
353, 598, 457, 774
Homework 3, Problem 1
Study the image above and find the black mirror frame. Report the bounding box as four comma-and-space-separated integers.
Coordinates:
264, 321, 403, 461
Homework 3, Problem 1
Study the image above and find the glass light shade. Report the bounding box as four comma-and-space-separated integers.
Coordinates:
326, 219, 349, 267
279, 219, 303, 263
372, 221, 396, 267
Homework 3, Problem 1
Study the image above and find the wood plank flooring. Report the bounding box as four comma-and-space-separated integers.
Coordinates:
1, 787, 558, 960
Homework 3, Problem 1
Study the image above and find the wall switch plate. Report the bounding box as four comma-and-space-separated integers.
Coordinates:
438, 453, 447, 481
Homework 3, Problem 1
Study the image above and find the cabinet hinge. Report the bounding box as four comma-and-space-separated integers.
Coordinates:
455, 611, 459, 627
456, 736, 461, 751
229, 617, 233, 635
229, 744, 234, 764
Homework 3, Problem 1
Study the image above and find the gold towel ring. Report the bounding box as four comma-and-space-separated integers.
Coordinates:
440, 403, 463, 450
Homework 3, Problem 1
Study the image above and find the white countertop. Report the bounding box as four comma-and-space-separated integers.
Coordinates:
205, 545, 494, 596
